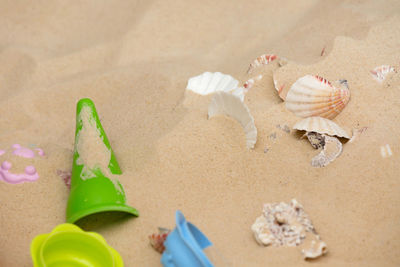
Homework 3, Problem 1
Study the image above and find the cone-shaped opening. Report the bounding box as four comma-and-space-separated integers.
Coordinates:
67, 205, 139, 224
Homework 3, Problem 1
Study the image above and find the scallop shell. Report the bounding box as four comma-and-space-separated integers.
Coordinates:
285, 75, 350, 119
311, 135, 343, 167
186, 72, 244, 101
370, 65, 396, 82
247, 54, 277, 74
208, 92, 257, 149
293, 116, 350, 139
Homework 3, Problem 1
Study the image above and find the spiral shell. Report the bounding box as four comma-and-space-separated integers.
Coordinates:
285, 75, 350, 119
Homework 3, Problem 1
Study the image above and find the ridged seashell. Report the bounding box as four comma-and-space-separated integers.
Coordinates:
186, 72, 244, 101
293, 116, 350, 139
370, 65, 396, 82
285, 75, 350, 119
149, 227, 170, 253
208, 92, 257, 149
311, 135, 343, 167
247, 54, 277, 74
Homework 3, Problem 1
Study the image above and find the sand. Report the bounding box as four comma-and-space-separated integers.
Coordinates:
0, 0, 400, 266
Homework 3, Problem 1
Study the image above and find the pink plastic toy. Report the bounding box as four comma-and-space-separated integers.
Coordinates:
0, 161, 39, 184
12, 144, 45, 158
0, 144, 45, 184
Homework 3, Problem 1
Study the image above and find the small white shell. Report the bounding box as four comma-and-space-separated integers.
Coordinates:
186, 72, 245, 101
311, 135, 343, 167
251, 215, 274, 246
285, 75, 350, 119
302, 238, 328, 260
380, 144, 393, 158
370, 65, 396, 82
293, 116, 350, 139
208, 92, 257, 149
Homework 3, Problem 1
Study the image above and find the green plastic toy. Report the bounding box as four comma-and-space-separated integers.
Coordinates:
66, 98, 138, 223
31, 223, 123, 267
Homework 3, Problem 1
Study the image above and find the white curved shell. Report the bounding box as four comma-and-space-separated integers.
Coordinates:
311, 135, 343, 167
186, 72, 244, 101
285, 75, 350, 119
208, 92, 257, 149
293, 116, 350, 139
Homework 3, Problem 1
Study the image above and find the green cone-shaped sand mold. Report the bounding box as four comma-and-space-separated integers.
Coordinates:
66, 98, 138, 223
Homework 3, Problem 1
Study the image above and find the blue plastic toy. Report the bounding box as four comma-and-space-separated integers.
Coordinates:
161, 211, 214, 267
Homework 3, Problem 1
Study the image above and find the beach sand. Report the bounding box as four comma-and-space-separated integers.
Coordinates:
0, 0, 399, 266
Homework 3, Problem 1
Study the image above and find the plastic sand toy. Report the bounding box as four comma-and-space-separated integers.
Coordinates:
31, 223, 123, 267
161, 211, 214, 267
66, 98, 138, 223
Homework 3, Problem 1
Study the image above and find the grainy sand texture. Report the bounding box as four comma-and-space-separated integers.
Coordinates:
0, 1, 400, 266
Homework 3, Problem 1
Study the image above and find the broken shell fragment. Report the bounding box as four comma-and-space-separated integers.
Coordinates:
293, 116, 350, 139
302, 238, 328, 260
251, 199, 326, 253
311, 135, 343, 167
273, 73, 287, 100
370, 65, 396, 82
186, 72, 245, 101
57, 169, 72, 189
149, 227, 171, 253
380, 144, 393, 158
285, 75, 350, 119
251, 215, 274, 246
208, 92, 257, 149
243, 74, 263, 90
247, 54, 277, 74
